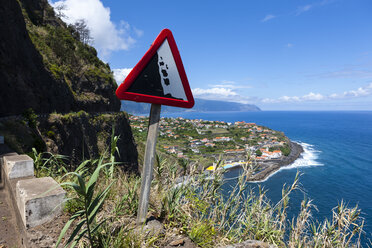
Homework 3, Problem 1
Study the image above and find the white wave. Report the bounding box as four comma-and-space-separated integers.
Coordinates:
284, 142, 323, 169
251, 141, 323, 183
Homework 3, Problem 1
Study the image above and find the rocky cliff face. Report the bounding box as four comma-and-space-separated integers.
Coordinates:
0, 0, 120, 117
0, 0, 138, 172
0, 112, 139, 173
38, 112, 138, 173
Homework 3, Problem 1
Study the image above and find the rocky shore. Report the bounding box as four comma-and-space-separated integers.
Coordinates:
249, 141, 304, 181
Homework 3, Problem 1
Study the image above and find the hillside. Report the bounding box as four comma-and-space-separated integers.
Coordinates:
0, 0, 120, 117
121, 98, 261, 114
0, 0, 137, 171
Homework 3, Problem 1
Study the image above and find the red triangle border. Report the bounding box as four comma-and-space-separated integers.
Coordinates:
116, 29, 194, 108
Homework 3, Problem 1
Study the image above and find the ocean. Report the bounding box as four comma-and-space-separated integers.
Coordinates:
163, 111, 372, 241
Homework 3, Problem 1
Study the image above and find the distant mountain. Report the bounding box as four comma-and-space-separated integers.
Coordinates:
121, 98, 261, 114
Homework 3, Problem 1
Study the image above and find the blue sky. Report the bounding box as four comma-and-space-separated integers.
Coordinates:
51, 0, 372, 110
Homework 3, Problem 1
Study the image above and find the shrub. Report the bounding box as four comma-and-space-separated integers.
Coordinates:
255, 149, 262, 156
49, 63, 62, 79
188, 220, 216, 247
47, 130, 55, 138
22, 108, 37, 128
280, 145, 291, 156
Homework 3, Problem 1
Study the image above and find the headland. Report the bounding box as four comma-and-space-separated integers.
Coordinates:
248, 141, 304, 181
130, 115, 304, 181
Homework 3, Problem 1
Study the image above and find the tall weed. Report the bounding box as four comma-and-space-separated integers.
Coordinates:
56, 158, 115, 247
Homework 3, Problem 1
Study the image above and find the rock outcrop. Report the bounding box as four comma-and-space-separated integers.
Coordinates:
38, 112, 138, 173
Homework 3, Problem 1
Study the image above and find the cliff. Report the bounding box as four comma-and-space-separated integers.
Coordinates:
0, 0, 138, 172
38, 112, 138, 173
0, 0, 120, 117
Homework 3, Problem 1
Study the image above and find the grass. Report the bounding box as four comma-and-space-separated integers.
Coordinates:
32, 139, 365, 247
209, 128, 229, 135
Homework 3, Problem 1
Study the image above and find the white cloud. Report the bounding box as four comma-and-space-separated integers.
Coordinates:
133, 27, 144, 37
192, 80, 255, 103
280, 95, 301, 102
342, 83, 372, 98
287, 43, 294, 48
112, 68, 132, 85
295, 0, 337, 16
209, 80, 252, 90
191, 85, 257, 104
193, 87, 238, 97
261, 14, 276, 22
312, 68, 372, 79
302, 92, 325, 101
329, 93, 339, 99
190, 82, 372, 106
261, 83, 372, 103
51, 0, 142, 57
296, 4, 312, 15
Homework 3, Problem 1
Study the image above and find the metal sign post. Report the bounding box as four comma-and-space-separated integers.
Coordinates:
137, 104, 161, 224
116, 29, 194, 225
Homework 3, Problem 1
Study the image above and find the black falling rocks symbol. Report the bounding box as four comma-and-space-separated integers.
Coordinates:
159, 57, 170, 86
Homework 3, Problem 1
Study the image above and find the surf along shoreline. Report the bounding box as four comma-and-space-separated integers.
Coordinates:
248, 141, 304, 182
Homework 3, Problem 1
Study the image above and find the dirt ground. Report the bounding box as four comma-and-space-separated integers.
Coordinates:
0, 144, 71, 248
27, 213, 71, 248
0, 145, 23, 247
0, 182, 23, 247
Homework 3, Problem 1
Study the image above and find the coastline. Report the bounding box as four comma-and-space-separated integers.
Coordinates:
248, 141, 304, 182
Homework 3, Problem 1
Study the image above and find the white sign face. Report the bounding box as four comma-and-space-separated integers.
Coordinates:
126, 39, 188, 101
118, 28, 194, 108
157, 39, 187, 101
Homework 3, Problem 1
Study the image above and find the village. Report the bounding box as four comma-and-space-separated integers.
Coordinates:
129, 115, 292, 168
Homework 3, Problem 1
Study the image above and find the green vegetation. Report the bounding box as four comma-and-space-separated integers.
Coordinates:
31, 148, 68, 178
32, 138, 364, 247
17, 0, 116, 103
22, 108, 38, 129
255, 149, 262, 156
56, 157, 115, 247
280, 144, 291, 156
0, 109, 48, 153
46, 130, 55, 138
0, 120, 34, 153
129, 115, 291, 169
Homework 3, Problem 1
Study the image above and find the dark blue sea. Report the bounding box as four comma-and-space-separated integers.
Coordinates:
164, 111, 372, 241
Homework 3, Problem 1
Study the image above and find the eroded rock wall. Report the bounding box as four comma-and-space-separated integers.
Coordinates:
38, 112, 138, 173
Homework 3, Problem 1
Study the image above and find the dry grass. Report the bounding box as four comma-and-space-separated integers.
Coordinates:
35, 148, 365, 247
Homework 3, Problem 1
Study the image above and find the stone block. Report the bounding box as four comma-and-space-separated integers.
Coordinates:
3, 154, 34, 179
16, 177, 66, 228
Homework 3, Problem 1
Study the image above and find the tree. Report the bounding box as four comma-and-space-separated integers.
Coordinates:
54, 3, 68, 19
255, 149, 262, 156
71, 19, 93, 45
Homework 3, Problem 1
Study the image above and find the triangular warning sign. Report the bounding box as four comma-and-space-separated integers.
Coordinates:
116, 29, 194, 108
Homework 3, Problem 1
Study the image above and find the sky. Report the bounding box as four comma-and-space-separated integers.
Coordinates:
50, 0, 372, 110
